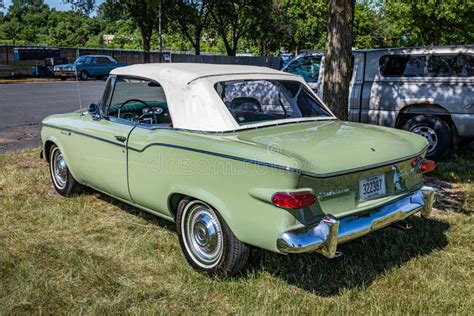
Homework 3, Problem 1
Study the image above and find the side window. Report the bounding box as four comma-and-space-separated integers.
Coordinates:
100, 76, 116, 111
379, 55, 427, 77
428, 54, 474, 77
106, 77, 172, 126
95, 57, 112, 64
284, 56, 321, 83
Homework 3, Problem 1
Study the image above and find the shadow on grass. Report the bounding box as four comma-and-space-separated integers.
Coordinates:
90, 189, 449, 296
94, 191, 176, 232
249, 216, 449, 296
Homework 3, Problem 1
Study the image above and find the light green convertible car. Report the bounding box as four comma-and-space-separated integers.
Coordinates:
41, 64, 436, 276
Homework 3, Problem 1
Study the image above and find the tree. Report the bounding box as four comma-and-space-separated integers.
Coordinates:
72, 0, 160, 60
353, 2, 384, 49
382, 0, 474, 46
323, 0, 355, 120
208, 0, 270, 56
168, 0, 209, 55
63, 0, 96, 15
47, 11, 100, 47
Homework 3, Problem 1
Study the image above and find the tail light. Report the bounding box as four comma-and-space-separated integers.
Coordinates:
412, 156, 436, 174
419, 159, 436, 173
272, 191, 316, 209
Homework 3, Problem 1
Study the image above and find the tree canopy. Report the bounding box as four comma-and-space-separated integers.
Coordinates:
0, 0, 472, 55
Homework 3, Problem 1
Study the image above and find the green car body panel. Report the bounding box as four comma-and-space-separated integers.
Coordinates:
41, 112, 428, 253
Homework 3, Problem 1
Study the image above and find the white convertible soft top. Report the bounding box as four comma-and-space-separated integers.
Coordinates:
111, 63, 335, 132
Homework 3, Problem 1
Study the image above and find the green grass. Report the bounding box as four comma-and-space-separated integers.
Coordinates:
0, 147, 473, 314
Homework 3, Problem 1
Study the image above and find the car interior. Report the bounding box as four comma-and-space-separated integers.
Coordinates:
106, 78, 173, 126
215, 79, 331, 125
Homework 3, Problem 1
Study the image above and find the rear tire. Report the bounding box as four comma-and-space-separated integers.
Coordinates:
60, 76, 67, 81
176, 198, 250, 277
402, 115, 452, 160
49, 145, 83, 196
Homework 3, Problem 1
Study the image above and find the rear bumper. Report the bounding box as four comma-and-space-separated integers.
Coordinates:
277, 186, 436, 257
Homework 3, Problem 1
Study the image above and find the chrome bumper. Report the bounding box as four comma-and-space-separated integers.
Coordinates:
277, 186, 436, 258
54, 70, 76, 77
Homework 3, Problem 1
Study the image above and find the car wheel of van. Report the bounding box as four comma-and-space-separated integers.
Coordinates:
176, 198, 250, 277
49, 145, 83, 196
402, 115, 452, 160
60, 76, 67, 81
79, 70, 89, 81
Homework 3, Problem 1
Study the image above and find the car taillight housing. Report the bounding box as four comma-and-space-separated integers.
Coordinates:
412, 157, 436, 174
419, 159, 436, 173
272, 191, 316, 209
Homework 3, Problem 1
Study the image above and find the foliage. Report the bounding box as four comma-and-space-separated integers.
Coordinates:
353, 2, 384, 49
165, 1, 209, 55
0, 0, 472, 55
208, 0, 271, 56
381, 0, 474, 46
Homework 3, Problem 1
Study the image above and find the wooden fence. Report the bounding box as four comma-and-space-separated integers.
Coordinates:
0, 45, 281, 76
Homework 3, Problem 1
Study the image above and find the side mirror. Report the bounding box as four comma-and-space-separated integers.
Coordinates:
88, 103, 101, 120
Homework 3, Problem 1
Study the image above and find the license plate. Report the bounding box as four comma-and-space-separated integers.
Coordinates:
359, 174, 386, 201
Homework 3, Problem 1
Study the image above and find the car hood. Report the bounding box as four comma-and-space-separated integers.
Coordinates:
233, 120, 428, 177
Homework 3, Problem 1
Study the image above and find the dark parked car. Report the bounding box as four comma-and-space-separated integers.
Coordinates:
31, 57, 69, 77
53, 55, 127, 81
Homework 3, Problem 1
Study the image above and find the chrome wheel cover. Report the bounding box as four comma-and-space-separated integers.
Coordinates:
51, 148, 67, 189
181, 201, 223, 268
412, 126, 438, 153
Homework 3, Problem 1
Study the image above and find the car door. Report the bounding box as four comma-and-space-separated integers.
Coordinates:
73, 76, 136, 201
97, 56, 116, 76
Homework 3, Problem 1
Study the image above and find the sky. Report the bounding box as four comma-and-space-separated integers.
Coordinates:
2, 0, 105, 13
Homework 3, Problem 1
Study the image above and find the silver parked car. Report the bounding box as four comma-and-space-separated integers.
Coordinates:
283, 46, 474, 160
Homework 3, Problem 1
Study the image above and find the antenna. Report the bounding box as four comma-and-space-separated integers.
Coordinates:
74, 50, 83, 111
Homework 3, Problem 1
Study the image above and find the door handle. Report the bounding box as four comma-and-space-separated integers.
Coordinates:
115, 136, 127, 142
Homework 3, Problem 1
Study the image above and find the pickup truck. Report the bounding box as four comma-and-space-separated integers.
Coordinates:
282, 46, 474, 160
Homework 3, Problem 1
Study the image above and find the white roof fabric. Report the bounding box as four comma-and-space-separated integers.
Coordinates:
111, 63, 334, 132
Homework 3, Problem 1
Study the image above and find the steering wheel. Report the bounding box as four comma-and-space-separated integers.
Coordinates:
117, 99, 150, 120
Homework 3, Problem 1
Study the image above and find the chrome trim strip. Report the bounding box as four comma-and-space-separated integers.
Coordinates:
42, 123, 427, 179
300, 144, 428, 179
277, 187, 436, 257
41, 123, 299, 173
128, 142, 298, 173
186, 72, 298, 84
42, 123, 126, 148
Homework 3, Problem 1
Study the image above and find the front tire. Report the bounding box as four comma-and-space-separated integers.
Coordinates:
402, 115, 452, 160
176, 199, 250, 277
79, 70, 89, 81
49, 145, 82, 196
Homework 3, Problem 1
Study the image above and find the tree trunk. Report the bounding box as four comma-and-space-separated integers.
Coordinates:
323, 0, 355, 120
194, 32, 201, 55
141, 29, 152, 63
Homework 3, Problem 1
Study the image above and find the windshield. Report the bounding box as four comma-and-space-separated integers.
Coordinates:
283, 56, 321, 83
215, 79, 332, 126
74, 56, 92, 64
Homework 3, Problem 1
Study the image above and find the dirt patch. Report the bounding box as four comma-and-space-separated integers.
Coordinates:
425, 176, 468, 213
0, 124, 41, 154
